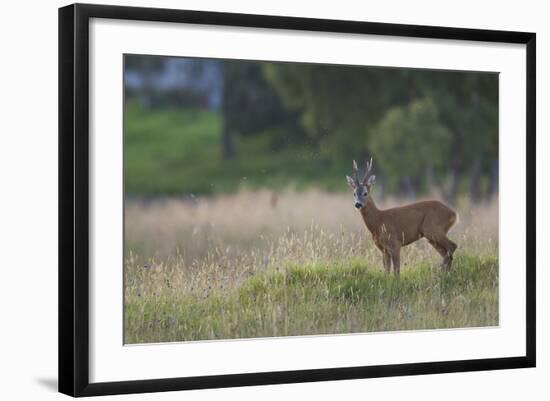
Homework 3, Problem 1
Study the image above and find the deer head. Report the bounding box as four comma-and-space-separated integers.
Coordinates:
346, 158, 376, 209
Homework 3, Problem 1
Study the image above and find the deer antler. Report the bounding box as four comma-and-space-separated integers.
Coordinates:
352, 160, 360, 184
363, 157, 373, 182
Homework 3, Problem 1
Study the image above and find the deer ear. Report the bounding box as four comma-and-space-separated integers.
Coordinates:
346, 176, 356, 188
367, 175, 376, 187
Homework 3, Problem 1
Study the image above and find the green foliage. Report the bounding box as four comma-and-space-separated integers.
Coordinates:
125, 102, 360, 194
124, 57, 499, 197
368, 98, 452, 189
223, 60, 303, 138
124, 254, 498, 343
263, 63, 394, 156
124, 103, 221, 194
264, 63, 499, 196
221, 60, 306, 159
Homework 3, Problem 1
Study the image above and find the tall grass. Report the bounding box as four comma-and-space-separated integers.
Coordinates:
124, 190, 498, 344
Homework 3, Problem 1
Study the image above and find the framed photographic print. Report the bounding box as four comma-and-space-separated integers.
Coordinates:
58, 3, 536, 397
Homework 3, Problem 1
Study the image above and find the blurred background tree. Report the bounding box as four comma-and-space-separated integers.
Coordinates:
221, 61, 304, 159
124, 55, 498, 201
368, 97, 451, 197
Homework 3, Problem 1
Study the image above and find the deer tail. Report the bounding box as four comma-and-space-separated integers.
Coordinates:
450, 211, 459, 230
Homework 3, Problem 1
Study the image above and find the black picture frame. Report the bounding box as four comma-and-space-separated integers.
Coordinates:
58, 3, 536, 397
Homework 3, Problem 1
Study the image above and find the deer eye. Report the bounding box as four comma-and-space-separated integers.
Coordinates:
363, 191, 368, 196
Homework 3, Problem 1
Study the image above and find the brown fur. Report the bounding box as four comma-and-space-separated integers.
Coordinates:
359, 196, 458, 275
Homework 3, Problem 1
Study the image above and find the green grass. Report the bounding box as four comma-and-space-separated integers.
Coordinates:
124, 103, 356, 195
124, 253, 498, 343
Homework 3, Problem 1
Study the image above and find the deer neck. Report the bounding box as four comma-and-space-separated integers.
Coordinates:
360, 196, 382, 234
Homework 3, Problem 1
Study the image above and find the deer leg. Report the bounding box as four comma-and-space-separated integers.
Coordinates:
427, 238, 447, 258
390, 248, 401, 276
428, 237, 456, 270
439, 237, 457, 270
382, 250, 391, 274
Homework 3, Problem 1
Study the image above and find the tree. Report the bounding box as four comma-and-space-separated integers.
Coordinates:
221, 60, 304, 159
263, 63, 400, 158
368, 98, 452, 196
419, 73, 498, 200
263, 62, 498, 199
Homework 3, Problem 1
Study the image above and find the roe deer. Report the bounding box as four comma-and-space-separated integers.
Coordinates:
346, 159, 458, 276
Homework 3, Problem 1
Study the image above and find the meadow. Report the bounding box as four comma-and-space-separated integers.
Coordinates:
124, 189, 498, 344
